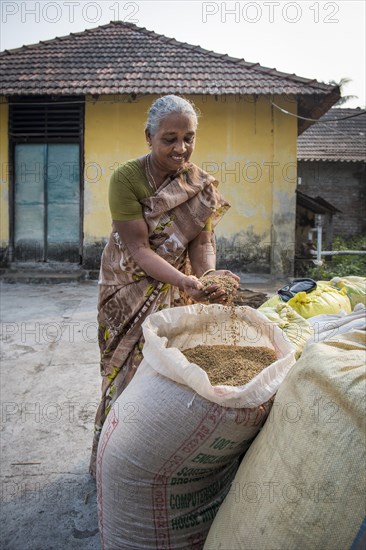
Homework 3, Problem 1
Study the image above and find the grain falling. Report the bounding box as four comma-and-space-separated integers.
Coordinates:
182, 345, 277, 386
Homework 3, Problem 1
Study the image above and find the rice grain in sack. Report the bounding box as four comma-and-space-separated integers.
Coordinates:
97, 304, 295, 549
204, 330, 366, 550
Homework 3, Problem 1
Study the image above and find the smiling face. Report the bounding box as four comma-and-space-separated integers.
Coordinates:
146, 112, 197, 175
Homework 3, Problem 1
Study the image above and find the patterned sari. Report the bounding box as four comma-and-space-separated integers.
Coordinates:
89, 162, 230, 476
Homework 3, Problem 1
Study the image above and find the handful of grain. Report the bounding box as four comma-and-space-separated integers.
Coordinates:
200, 274, 238, 304
182, 345, 277, 386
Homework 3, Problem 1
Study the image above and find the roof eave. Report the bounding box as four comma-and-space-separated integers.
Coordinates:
297, 87, 341, 135
296, 190, 342, 214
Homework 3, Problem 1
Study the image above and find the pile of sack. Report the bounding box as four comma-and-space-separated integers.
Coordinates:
204, 328, 366, 550
203, 275, 366, 549
96, 276, 366, 549
258, 275, 366, 358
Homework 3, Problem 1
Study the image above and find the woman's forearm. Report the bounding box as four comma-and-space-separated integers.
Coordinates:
132, 245, 187, 288
188, 232, 216, 277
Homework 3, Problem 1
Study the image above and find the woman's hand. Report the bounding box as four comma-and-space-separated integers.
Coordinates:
179, 274, 230, 304
182, 270, 240, 304
179, 275, 218, 302
200, 269, 240, 304
180, 275, 207, 302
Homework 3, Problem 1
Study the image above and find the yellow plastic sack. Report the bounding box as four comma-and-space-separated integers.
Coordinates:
258, 303, 313, 358
330, 276, 366, 308
287, 281, 351, 318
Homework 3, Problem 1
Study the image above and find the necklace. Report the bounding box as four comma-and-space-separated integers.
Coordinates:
145, 154, 158, 193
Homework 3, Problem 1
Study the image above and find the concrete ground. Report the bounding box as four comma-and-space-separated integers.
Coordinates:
0, 276, 284, 550
1, 281, 101, 550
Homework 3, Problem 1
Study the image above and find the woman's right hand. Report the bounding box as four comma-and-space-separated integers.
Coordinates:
180, 272, 239, 304
180, 275, 226, 303
180, 275, 206, 301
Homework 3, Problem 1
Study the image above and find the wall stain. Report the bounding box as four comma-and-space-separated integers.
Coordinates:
216, 227, 271, 273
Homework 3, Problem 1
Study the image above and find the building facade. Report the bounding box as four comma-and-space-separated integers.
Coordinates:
0, 22, 340, 276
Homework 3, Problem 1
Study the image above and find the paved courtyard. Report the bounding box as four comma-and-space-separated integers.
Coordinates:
1, 281, 101, 550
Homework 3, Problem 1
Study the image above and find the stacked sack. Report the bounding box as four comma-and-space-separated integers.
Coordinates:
260, 280, 352, 319
257, 303, 312, 359
203, 279, 366, 549
258, 277, 366, 358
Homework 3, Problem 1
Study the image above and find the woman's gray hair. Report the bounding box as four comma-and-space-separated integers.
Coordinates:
146, 95, 199, 136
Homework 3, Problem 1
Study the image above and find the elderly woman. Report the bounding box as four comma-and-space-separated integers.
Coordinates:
90, 95, 239, 476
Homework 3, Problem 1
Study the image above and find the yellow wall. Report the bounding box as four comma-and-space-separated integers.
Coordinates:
84, 94, 297, 274
1, 93, 297, 273
84, 95, 153, 239
0, 99, 9, 249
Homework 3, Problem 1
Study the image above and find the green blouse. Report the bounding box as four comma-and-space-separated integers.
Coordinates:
109, 159, 152, 221
109, 158, 212, 230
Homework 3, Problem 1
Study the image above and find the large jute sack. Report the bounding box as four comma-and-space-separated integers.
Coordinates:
97, 304, 296, 550
204, 330, 366, 550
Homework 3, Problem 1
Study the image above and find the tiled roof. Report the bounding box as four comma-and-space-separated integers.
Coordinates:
298, 108, 366, 162
0, 21, 336, 96
0, 21, 340, 133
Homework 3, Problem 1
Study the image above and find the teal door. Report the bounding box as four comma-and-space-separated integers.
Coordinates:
14, 144, 81, 262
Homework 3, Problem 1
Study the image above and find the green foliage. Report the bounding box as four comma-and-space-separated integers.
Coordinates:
306, 235, 366, 280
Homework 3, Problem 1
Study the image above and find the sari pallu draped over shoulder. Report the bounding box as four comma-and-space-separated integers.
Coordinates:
89, 162, 230, 476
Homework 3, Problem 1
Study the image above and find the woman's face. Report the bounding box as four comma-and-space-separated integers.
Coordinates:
146, 112, 197, 174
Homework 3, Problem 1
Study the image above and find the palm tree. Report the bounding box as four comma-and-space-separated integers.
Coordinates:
327, 78, 358, 106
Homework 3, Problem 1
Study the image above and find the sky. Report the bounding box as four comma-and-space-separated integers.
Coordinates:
0, 0, 365, 108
